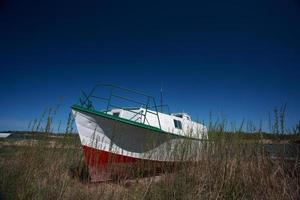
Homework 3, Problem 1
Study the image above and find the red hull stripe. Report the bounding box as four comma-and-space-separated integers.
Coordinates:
83, 145, 146, 166
82, 145, 181, 168
82, 145, 179, 182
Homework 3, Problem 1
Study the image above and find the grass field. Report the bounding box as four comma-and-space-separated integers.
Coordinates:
0, 130, 299, 200
1, 104, 300, 199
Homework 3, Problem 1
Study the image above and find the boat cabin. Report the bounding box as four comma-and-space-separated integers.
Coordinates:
108, 108, 207, 139
171, 113, 191, 121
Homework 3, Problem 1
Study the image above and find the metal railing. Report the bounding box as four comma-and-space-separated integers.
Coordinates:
78, 84, 162, 129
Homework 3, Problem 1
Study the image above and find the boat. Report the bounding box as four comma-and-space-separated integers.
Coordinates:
0, 132, 11, 139
72, 84, 208, 181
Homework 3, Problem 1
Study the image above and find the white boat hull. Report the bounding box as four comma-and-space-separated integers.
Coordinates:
72, 107, 205, 181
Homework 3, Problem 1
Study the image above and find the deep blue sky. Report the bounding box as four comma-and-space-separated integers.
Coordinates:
0, 0, 300, 132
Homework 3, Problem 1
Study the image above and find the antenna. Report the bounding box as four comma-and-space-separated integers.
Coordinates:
160, 83, 163, 112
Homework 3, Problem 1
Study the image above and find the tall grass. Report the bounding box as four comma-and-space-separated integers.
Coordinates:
0, 105, 300, 199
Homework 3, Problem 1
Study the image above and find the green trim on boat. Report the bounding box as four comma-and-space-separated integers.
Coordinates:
71, 104, 163, 133
71, 104, 203, 141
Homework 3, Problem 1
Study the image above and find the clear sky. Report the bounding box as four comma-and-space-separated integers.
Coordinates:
0, 0, 299, 132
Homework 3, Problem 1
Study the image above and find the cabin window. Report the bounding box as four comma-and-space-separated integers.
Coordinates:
113, 112, 120, 117
174, 120, 182, 129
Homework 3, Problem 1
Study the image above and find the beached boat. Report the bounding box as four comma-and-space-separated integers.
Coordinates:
72, 84, 208, 181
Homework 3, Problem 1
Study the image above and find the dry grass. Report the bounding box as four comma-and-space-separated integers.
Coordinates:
0, 133, 299, 200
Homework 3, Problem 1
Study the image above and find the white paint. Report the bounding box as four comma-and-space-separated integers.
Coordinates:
73, 108, 207, 162
108, 108, 208, 139
0, 133, 11, 138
